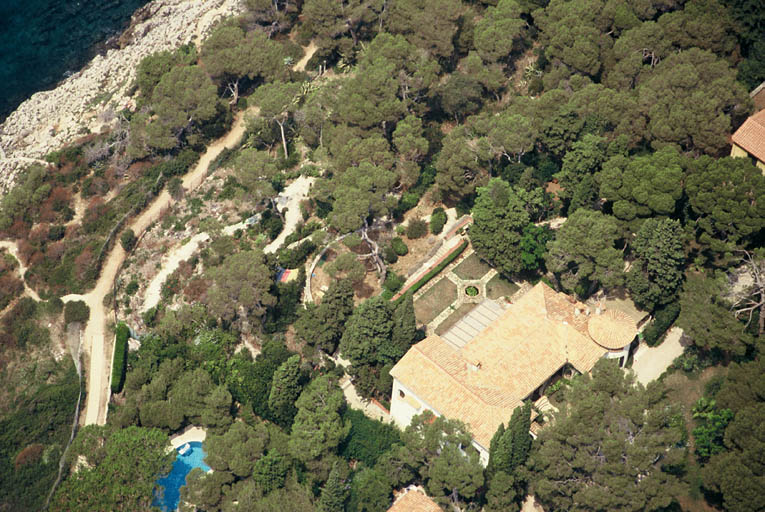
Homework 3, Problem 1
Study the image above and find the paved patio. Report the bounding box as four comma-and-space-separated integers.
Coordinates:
631, 327, 686, 385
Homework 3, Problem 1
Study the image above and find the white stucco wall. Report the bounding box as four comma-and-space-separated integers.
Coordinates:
390, 378, 490, 467
390, 379, 429, 429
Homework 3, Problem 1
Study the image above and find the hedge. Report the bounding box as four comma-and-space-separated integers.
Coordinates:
643, 302, 680, 346
390, 240, 468, 302
111, 322, 129, 394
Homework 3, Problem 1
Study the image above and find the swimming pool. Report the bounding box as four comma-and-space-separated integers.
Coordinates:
153, 441, 211, 512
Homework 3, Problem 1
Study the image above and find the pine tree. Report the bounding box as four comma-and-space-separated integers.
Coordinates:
486, 422, 506, 480
487, 403, 531, 477
319, 462, 348, 512
268, 355, 302, 429
296, 278, 355, 354
508, 401, 532, 470
392, 293, 417, 354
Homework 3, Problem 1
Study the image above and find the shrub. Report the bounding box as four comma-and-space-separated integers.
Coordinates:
64, 300, 90, 325
120, 229, 137, 252
383, 271, 405, 294
406, 218, 428, 239
430, 207, 447, 235
643, 302, 681, 346
343, 233, 362, 249
382, 244, 398, 264
277, 240, 316, 269
391, 237, 408, 256
111, 322, 129, 393
48, 225, 66, 241
125, 280, 139, 296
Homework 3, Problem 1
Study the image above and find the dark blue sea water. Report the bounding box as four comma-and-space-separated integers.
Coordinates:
0, 0, 151, 122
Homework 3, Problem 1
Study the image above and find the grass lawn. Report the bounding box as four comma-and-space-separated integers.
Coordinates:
486, 273, 519, 300
435, 303, 477, 336
453, 253, 493, 280
414, 277, 457, 325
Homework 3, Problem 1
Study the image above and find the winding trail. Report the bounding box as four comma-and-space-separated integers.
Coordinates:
1, 40, 320, 428
61, 110, 252, 426
140, 176, 315, 313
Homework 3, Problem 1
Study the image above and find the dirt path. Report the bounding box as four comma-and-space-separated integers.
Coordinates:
264, 175, 314, 253
293, 40, 318, 73
53, 38, 320, 427
61, 110, 252, 426
140, 232, 210, 313
0, 240, 41, 301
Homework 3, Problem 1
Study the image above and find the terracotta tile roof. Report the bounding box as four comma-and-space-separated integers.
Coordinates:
390, 283, 619, 448
731, 109, 765, 163
388, 488, 442, 512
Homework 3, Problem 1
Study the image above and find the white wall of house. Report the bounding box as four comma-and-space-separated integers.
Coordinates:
390, 378, 430, 430
390, 378, 490, 467
603, 344, 631, 367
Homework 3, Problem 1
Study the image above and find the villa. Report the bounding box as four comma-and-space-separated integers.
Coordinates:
389, 282, 642, 465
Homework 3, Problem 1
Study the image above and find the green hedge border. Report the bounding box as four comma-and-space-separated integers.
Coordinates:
387, 240, 468, 303
111, 322, 129, 394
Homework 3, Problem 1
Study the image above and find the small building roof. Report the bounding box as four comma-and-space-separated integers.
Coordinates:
390, 283, 616, 448
388, 488, 442, 512
588, 309, 637, 350
731, 109, 765, 163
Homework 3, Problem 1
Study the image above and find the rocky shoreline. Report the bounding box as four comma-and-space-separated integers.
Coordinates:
0, 0, 243, 195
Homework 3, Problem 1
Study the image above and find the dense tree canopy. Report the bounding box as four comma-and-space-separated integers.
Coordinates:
52, 426, 174, 512
469, 178, 530, 276
529, 361, 685, 512
545, 208, 624, 294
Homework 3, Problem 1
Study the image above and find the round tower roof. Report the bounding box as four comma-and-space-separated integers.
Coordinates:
588, 309, 636, 350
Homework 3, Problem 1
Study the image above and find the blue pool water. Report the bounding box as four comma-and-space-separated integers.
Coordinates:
153, 441, 211, 512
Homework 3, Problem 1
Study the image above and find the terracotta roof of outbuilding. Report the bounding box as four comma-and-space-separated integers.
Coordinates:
390, 283, 623, 448
388, 488, 442, 512
731, 109, 765, 162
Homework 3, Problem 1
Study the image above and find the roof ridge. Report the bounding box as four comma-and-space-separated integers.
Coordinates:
412, 340, 500, 407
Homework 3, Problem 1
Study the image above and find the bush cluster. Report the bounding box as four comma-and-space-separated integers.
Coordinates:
383, 271, 405, 294
277, 240, 317, 269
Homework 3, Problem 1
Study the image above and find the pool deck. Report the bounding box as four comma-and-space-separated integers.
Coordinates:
169, 426, 207, 449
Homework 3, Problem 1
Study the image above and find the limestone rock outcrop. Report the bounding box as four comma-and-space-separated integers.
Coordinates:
0, 0, 243, 194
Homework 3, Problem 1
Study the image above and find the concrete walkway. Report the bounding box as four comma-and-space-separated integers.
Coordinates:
169, 426, 207, 449
631, 327, 686, 386
340, 375, 392, 423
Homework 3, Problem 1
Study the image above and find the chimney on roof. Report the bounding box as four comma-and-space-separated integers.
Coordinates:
574, 308, 580, 317
467, 359, 481, 372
